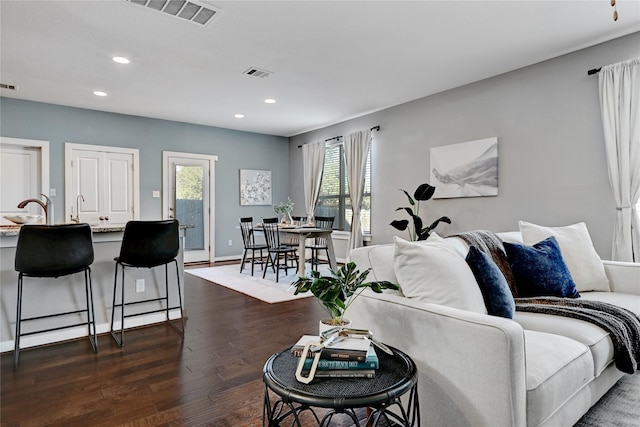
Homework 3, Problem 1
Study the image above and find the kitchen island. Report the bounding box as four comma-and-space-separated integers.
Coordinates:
0, 224, 185, 353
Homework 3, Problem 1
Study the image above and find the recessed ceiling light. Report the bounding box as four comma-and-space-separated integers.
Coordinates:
264, 98, 277, 104
112, 56, 130, 64
93, 91, 108, 97
234, 114, 245, 118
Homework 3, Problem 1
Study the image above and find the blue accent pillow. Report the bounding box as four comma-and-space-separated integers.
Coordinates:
503, 236, 580, 298
465, 245, 515, 318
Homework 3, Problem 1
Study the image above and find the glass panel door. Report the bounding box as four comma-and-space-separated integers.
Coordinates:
166, 155, 212, 263
175, 164, 205, 252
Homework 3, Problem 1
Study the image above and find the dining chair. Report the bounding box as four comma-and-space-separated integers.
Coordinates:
13, 223, 97, 368
307, 215, 335, 271
110, 219, 184, 348
239, 217, 267, 276
285, 215, 307, 248
262, 217, 298, 282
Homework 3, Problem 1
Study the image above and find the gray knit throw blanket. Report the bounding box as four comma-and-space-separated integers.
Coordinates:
515, 297, 640, 374
451, 230, 519, 297
451, 230, 640, 374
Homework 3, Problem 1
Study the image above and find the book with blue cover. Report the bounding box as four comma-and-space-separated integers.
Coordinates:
301, 344, 379, 370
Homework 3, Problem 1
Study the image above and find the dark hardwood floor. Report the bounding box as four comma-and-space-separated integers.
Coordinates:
0, 262, 344, 426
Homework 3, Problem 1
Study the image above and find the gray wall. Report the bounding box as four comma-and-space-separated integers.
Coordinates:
0, 98, 289, 258
289, 32, 640, 260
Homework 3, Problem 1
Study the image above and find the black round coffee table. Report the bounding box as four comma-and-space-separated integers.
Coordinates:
262, 345, 419, 426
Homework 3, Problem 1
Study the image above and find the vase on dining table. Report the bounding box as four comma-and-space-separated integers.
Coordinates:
280, 211, 293, 225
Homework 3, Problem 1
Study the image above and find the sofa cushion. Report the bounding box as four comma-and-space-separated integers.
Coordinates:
465, 245, 515, 318
579, 291, 640, 317
519, 221, 610, 293
516, 312, 613, 376
365, 244, 398, 284
393, 235, 487, 313
504, 236, 580, 298
524, 330, 594, 427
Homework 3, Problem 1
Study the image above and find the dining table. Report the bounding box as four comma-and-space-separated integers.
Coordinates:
255, 224, 336, 277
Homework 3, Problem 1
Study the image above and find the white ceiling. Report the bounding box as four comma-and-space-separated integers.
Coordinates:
1, 1, 639, 137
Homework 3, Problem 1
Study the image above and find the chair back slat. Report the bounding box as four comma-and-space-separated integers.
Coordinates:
239, 217, 255, 248
261, 218, 281, 249
291, 216, 306, 226
313, 216, 335, 246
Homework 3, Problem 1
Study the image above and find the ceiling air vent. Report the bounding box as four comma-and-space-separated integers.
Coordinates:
243, 68, 273, 78
0, 83, 17, 91
125, 0, 221, 27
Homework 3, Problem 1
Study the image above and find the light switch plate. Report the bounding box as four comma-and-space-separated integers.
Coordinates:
152, 191, 160, 198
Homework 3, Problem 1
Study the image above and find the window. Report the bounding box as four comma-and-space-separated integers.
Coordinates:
316, 142, 371, 233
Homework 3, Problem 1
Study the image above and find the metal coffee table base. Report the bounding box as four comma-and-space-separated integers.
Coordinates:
263, 383, 419, 426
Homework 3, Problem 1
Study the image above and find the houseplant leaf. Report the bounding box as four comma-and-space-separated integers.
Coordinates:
414, 183, 436, 201
390, 219, 409, 231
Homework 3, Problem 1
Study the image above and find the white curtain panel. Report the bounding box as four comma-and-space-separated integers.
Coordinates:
302, 140, 325, 223
344, 129, 372, 253
599, 58, 640, 261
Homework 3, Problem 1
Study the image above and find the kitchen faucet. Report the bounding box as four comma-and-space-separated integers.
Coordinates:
17, 193, 51, 225
70, 195, 85, 223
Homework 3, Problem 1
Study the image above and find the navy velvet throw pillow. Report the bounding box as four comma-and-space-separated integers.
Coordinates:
465, 245, 515, 318
503, 236, 580, 298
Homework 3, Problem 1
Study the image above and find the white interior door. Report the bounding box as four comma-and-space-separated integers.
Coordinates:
163, 152, 217, 263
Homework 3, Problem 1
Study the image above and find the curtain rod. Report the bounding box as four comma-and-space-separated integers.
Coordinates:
588, 67, 602, 76
297, 125, 380, 148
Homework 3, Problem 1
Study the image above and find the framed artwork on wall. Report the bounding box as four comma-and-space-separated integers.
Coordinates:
240, 169, 272, 205
430, 137, 498, 199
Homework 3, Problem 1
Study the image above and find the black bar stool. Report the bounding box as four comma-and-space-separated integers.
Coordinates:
14, 223, 97, 368
110, 219, 184, 347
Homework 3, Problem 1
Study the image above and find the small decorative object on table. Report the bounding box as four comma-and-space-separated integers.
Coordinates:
289, 262, 399, 333
390, 182, 451, 241
274, 197, 294, 224
292, 327, 393, 384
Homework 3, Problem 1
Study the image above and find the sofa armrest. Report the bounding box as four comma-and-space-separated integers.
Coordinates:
349, 291, 527, 427
603, 260, 640, 295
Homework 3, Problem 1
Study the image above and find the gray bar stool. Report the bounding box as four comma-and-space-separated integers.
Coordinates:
14, 223, 97, 368
110, 219, 184, 347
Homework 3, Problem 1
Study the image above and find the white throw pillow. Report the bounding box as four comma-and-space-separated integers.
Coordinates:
518, 221, 610, 292
393, 235, 487, 313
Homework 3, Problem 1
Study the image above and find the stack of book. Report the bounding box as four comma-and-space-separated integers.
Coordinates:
291, 335, 379, 378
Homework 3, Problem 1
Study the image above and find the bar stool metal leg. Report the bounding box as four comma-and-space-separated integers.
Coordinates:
14, 274, 24, 369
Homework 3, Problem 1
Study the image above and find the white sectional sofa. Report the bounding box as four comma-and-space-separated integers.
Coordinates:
347, 223, 640, 427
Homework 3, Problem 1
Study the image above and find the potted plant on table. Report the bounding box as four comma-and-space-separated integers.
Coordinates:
274, 197, 294, 224
290, 262, 399, 332
390, 183, 451, 241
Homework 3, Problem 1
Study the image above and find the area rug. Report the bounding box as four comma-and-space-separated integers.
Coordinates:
185, 264, 328, 304
574, 372, 640, 426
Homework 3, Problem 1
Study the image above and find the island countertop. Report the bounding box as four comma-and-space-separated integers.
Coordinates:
0, 223, 127, 237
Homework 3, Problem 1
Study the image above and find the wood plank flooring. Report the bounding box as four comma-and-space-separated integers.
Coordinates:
1, 262, 365, 426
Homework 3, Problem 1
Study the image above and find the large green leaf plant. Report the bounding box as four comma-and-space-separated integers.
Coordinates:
290, 262, 399, 326
390, 183, 451, 241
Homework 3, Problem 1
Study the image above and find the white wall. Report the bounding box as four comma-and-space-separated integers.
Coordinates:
289, 32, 640, 260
